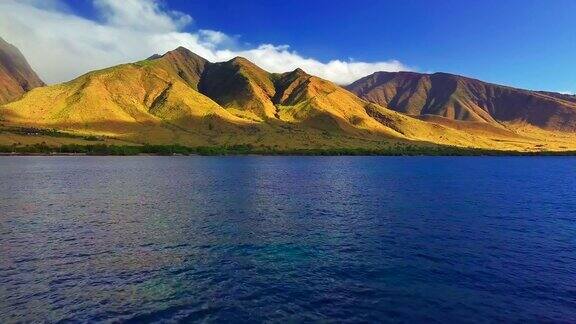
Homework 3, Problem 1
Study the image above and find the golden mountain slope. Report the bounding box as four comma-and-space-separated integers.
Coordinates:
196, 58, 481, 143
266, 68, 549, 149
0, 58, 254, 145
2, 47, 576, 151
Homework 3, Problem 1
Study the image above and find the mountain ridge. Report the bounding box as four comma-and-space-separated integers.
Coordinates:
1, 44, 576, 152
346, 71, 576, 132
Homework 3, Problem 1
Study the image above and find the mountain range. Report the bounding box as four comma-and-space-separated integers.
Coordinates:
1, 37, 575, 152
347, 71, 576, 131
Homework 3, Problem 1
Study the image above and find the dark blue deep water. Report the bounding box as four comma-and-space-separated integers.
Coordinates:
1, 156, 575, 323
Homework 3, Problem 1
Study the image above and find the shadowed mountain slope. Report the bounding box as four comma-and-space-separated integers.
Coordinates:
347, 71, 576, 131
198, 59, 427, 139
199, 57, 278, 119
0, 37, 45, 105
151, 46, 209, 90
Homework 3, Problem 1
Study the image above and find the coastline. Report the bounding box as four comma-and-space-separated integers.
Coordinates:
1, 144, 575, 157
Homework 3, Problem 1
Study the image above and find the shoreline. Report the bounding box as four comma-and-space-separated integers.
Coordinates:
1, 152, 576, 157
2, 142, 576, 157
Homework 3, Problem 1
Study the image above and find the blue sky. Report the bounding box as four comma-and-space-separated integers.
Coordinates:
2, 0, 574, 92
181, 0, 576, 92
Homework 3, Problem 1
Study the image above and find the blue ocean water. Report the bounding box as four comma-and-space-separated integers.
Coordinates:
0, 156, 575, 322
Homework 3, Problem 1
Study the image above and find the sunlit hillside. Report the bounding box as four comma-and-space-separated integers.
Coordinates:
2, 47, 576, 151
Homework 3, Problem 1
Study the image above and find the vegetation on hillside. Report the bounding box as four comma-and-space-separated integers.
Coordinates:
2, 45, 576, 153
1, 143, 574, 156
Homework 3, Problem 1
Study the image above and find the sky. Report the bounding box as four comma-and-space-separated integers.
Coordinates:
0, 0, 574, 94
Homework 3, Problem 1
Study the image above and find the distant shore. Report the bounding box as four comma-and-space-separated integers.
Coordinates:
1, 143, 575, 157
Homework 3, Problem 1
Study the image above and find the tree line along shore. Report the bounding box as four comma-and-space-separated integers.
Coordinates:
0, 143, 575, 156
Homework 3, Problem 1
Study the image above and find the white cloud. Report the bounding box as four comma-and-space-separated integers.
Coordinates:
221, 45, 408, 85
0, 0, 410, 85
198, 30, 235, 49
93, 0, 192, 32
560, 91, 574, 95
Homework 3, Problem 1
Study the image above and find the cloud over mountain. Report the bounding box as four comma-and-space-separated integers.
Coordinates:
0, 0, 410, 85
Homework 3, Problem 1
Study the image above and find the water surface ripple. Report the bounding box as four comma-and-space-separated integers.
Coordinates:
0, 156, 575, 322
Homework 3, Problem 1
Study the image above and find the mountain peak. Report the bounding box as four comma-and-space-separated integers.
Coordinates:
222, 56, 271, 80
169, 46, 191, 54
228, 56, 256, 66
147, 54, 161, 60
292, 67, 307, 76
149, 47, 209, 89
161, 46, 207, 62
274, 68, 311, 86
